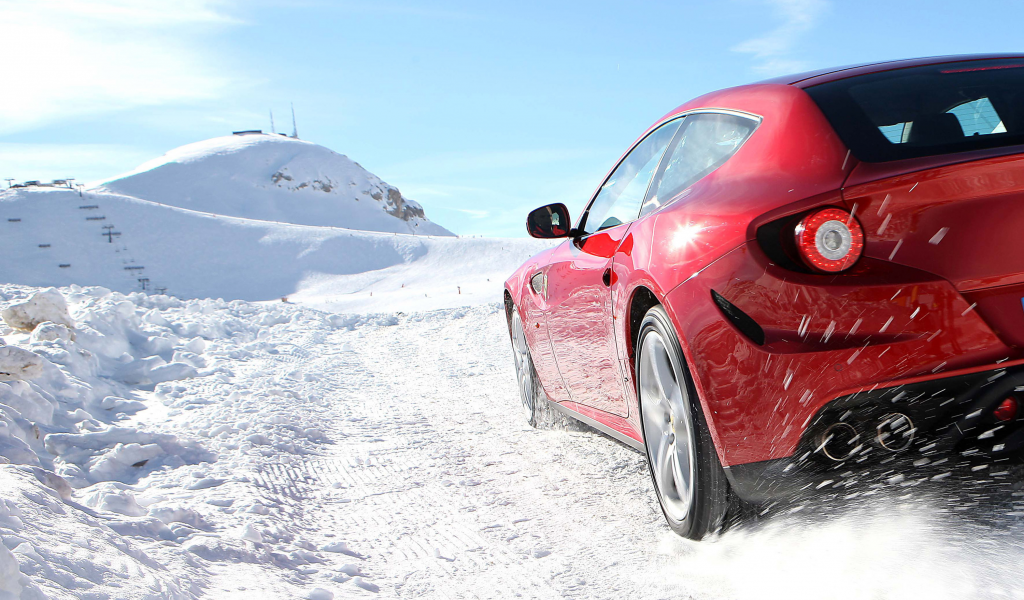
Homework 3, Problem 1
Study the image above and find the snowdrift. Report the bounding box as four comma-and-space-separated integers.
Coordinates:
0, 284, 398, 597
96, 133, 453, 236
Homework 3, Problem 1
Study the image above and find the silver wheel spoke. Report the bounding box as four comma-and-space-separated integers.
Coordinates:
654, 432, 673, 491
669, 441, 690, 502
652, 348, 682, 407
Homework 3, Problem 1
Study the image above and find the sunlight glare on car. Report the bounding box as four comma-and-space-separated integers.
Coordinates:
670, 223, 703, 251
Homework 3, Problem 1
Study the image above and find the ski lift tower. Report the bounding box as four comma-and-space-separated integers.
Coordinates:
4, 178, 13, 188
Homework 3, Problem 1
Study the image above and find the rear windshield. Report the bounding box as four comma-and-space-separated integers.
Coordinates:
805, 58, 1024, 162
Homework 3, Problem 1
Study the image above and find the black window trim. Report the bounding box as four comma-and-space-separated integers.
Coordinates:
575, 108, 763, 239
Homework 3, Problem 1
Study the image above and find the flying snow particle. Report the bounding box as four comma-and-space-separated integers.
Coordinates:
929, 227, 950, 245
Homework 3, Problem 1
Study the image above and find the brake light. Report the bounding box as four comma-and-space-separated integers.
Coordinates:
793, 207, 864, 273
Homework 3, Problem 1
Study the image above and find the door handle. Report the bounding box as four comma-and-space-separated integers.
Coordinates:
602, 268, 612, 287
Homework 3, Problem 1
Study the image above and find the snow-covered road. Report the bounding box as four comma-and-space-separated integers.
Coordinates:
3, 287, 1024, 599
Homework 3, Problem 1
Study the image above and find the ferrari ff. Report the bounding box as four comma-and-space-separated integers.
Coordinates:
505, 55, 1024, 539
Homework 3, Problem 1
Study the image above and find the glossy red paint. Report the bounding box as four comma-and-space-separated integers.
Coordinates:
545, 224, 630, 416
845, 153, 1024, 293
665, 243, 1011, 465
504, 55, 1024, 486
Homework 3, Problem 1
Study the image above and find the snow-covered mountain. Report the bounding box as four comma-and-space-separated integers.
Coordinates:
0, 133, 552, 303
96, 133, 453, 236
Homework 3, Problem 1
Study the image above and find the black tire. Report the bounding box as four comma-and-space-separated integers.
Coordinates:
636, 305, 731, 539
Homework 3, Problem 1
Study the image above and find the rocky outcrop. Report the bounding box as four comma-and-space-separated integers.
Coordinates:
370, 187, 426, 222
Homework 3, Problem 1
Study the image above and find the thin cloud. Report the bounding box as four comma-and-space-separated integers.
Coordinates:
732, 0, 827, 75
300, 0, 484, 22
0, 143, 153, 185
0, 0, 239, 134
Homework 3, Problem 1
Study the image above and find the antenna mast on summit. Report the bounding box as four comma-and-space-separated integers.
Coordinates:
269, 109, 276, 134
290, 103, 298, 139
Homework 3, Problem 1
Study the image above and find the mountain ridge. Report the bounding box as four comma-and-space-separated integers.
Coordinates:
94, 133, 453, 236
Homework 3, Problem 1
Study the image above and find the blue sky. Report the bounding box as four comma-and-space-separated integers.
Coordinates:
1, 0, 1020, 237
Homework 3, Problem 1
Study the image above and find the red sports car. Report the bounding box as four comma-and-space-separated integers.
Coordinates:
505, 54, 1024, 539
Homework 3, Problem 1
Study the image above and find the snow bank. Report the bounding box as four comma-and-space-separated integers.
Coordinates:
0, 284, 391, 597
0, 286, 212, 482
0, 346, 44, 382
1, 288, 73, 331
0, 540, 37, 600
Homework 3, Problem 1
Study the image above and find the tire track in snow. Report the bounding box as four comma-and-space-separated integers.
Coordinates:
287, 309, 564, 598
311, 307, 650, 598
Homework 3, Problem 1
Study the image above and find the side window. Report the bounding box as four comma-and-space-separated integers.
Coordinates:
580, 119, 682, 235
640, 113, 757, 218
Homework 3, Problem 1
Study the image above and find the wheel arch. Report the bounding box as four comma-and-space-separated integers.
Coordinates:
627, 286, 662, 372
627, 284, 728, 462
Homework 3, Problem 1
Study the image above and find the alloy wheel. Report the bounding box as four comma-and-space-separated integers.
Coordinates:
639, 330, 697, 523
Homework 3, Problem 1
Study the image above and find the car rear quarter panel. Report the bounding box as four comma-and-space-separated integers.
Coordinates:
609, 84, 858, 451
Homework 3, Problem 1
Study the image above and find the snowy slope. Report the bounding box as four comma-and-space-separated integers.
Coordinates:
290, 235, 548, 313
96, 133, 453, 236
0, 187, 550, 303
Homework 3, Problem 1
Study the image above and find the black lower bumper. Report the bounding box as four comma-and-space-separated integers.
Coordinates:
725, 365, 1024, 503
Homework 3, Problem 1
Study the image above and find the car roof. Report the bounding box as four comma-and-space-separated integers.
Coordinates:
758, 53, 1024, 88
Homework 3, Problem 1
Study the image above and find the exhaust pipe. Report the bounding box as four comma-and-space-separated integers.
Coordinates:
818, 422, 860, 461
876, 412, 914, 452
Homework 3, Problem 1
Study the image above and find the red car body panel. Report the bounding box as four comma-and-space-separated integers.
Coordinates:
665, 245, 1012, 465
544, 224, 631, 415
505, 54, 1024, 480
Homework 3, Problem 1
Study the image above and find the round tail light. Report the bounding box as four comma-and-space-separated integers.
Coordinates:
794, 207, 865, 273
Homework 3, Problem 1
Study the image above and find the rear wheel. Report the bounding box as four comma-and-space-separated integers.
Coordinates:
510, 309, 543, 427
637, 305, 730, 539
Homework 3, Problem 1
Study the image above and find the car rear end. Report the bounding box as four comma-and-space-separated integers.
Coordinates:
696, 56, 1024, 499
811, 57, 1024, 466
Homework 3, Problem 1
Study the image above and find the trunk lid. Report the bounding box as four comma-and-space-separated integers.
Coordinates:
844, 152, 1024, 346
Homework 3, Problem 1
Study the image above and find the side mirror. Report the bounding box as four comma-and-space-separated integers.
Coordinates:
527, 203, 572, 239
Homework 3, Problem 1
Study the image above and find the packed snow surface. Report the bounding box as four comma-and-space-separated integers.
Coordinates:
0, 284, 1023, 599
96, 134, 453, 236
